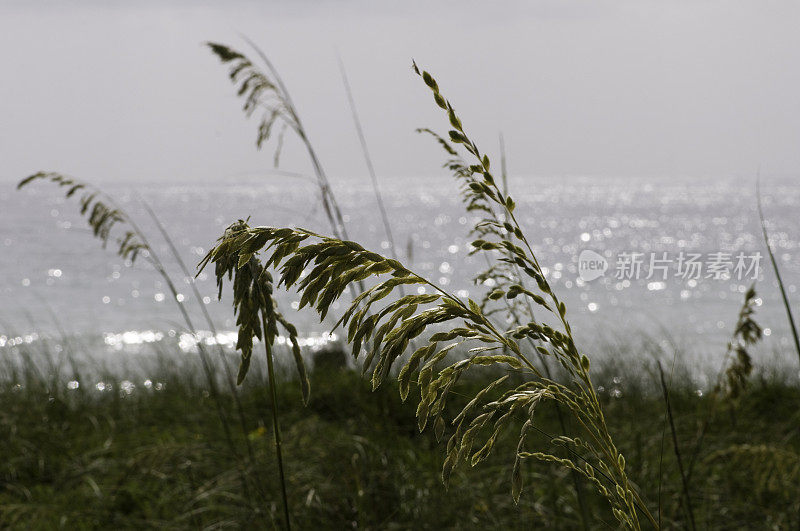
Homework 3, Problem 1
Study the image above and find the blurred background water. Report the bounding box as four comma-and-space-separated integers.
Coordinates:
2, 173, 798, 372
3, 1, 800, 377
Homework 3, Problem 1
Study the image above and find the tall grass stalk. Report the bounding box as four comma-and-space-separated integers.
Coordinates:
140, 199, 270, 504
208, 40, 350, 243
657, 361, 696, 530
260, 312, 291, 530
337, 55, 399, 262
16, 173, 262, 514
756, 178, 800, 365
208, 39, 368, 307
200, 63, 658, 529
421, 126, 589, 528
499, 132, 508, 195
200, 224, 311, 527
686, 284, 763, 485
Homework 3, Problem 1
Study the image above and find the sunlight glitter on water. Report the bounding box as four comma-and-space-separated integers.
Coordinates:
97, 329, 339, 353
3, 175, 799, 359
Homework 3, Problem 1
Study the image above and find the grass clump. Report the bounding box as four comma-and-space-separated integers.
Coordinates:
15, 172, 302, 525
12, 40, 800, 531
2, 352, 799, 529
199, 63, 658, 528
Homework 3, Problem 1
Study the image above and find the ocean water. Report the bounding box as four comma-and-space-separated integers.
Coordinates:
2, 174, 799, 373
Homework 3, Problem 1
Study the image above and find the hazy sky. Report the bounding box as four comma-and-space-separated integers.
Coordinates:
2, 0, 800, 184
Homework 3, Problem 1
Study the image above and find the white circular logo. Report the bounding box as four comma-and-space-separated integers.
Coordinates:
578, 250, 608, 282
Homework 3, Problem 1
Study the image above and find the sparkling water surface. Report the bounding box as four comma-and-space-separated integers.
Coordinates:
2, 174, 798, 373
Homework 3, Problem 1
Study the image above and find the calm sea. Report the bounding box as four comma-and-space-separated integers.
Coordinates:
2, 174, 799, 374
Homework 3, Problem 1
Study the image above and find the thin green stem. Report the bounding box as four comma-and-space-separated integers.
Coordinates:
499, 132, 508, 196
70, 183, 258, 511
141, 199, 269, 506
414, 274, 540, 374
261, 311, 291, 530
757, 177, 800, 366
242, 36, 348, 243
470, 129, 655, 529
657, 361, 695, 531
337, 55, 399, 261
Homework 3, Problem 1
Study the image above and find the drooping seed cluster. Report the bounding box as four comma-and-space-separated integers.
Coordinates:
18, 172, 147, 263
199, 220, 309, 403
207, 42, 292, 164
199, 63, 657, 529
719, 284, 763, 401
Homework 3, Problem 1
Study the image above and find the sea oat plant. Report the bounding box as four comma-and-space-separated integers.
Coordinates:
207, 41, 351, 243
16, 173, 307, 524
686, 284, 763, 488
200, 64, 657, 529
719, 284, 763, 401
415, 124, 594, 526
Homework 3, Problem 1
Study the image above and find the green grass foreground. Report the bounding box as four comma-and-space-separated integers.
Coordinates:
2, 354, 799, 530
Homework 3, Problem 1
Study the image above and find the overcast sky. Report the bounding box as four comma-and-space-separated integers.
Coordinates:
2, 0, 799, 184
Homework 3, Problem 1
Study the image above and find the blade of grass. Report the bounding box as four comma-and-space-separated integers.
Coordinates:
239, 35, 350, 244
499, 132, 508, 196
337, 54, 399, 263
260, 310, 291, 531
234, 36, 364, 302
492, 133, 589, 529
17, 175, 259, 515
140, 199, 268, 506
757, 176, 800, 365
657, 361, 696, 531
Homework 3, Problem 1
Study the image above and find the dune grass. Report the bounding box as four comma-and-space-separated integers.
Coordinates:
196, 61, 664, 528
10, 39, 800, 530
1, 341, 799, 530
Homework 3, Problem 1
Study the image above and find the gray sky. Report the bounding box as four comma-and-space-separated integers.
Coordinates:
2, 0, 800, 184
